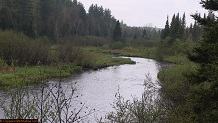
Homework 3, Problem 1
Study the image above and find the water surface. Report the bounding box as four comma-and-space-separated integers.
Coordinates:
0, 57, 164, 122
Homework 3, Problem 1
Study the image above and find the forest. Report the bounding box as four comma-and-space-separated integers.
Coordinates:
0, 0, 218, 122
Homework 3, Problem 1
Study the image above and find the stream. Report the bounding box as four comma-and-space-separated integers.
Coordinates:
0, 57, 166, 122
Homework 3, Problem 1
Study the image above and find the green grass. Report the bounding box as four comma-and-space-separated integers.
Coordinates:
0, 65, 82, 87
81, 46, 156, 59
157, 54, 198, 110
158, 54, 198, 86
0, 47, 135, 87
77, 51, 135, 70
163, 55, 190, 64
156, 54, 199, 121
158, 54, 198, 90
90, 53, 135, 69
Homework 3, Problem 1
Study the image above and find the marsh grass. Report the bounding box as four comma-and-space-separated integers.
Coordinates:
0, 65, 83, 87
81, 46, 156, 59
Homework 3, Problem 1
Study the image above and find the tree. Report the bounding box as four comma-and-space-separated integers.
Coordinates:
141, 29, 147, 38
192, 20, 202, 42
113, 20, 122, 41
178, 13, 186, 40
12, 0, 36, 37
0, 7, 13, 30
188, 0, 218, 122
133, 33, 137, 39
161, 16, 170, 39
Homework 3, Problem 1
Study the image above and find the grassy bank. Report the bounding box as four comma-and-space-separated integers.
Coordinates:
0, 50, 134, 87
158, 55, 197, 98
81, 46, 156, 59
157, 54, 198, 121
86, 52, 135, 69
0, 65, 82, 87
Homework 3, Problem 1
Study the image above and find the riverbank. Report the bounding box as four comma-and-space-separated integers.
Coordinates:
0, 51, 135, 87
81, 46, 156, 59
0, 45, 194, 88
0, 45, 198, 122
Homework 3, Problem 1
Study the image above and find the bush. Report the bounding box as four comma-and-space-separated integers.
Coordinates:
110, 42, 125, 49
73, 66, 83, 73
105, 75, 168, 123
0, 30, 50, 66
61, 35, 110, 47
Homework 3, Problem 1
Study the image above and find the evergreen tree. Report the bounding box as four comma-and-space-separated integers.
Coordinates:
161, 16, 170, 39
113, 20, 122, 41
0, 7, 13, 30
169, 14, 176, 38
169, 13, 181, 40
133, 33, 137, 40
179, 13, 186, 40
192, 20, 202, 42
188, 0, 218, 122
4, 0, 36, 36
142, 29, 147, 39
39, 0, 55, 38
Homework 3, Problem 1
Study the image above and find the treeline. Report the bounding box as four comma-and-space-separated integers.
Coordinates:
0, 0, 160, 42
122, 24, 161, 40
0, 0, 117, 41
161, 13, 202, 43
156, 13, 203, 60
0, 0, 162, 68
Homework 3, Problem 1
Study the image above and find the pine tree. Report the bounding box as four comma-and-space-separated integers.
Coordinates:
192, 20, 202, 42
161, 16, 170, 39
169, 14, 176, 38
0, 7, 13, 30
179, 13, 186, 40
113, 20, 122, 41
41, 0, 57, 37
3, 0, 36, 36
133, 33, 137, 40
141, 29, 147, 39
188, 0, 218, 122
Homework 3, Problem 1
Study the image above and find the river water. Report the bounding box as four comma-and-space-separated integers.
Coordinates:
0, 57, 165, 122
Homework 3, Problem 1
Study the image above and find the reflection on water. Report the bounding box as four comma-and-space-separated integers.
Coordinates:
0, 57, 164, 122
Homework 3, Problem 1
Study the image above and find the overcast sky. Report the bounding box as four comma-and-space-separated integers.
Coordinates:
78, 0, 208, 28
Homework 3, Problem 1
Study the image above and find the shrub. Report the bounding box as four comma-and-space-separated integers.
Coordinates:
73, 66, 83, 73
0, 59, 7, 72
105, 75, 168, 123
0, 30, 50, 66
110, 42, 125, 49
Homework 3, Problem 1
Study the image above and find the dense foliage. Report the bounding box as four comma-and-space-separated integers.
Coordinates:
0, 0, 160, 42
187, 0, 218, 121
0, 0, 116, 41
157, 1, 218, 122
161, 13, 202, 42
157, 13, 202, 61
